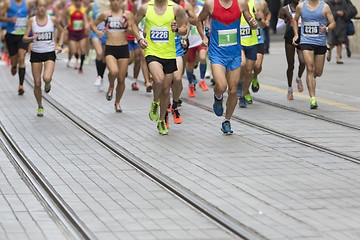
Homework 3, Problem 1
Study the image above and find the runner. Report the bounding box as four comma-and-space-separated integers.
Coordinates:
126, 0, 141, 91
279, 0, 305, 100
292, 0, 335, 109
237, 0, 265, 108
195, 0, 257, 134
251, 0, 270, 95
0, 0, 32, 95
62, 0, 89, 74
91, 0, 133, 112
23, 0, 65, 116
185, 0, 209, 98
132, 0, 188, 135
87, 0, 107, 91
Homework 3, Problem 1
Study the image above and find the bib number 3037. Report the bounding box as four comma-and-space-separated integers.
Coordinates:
150, 27, 169, 43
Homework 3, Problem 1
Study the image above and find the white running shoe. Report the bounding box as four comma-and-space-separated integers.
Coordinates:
98, 78, 105, 92
94, 76, 102, 86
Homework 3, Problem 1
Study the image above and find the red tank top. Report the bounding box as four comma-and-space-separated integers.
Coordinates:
212, 0, 241, 25
126, 0, 135, 40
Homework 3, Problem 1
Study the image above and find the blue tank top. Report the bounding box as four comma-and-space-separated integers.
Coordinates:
7, 0, 28, 35
209, 0, 241, 59
300, 0, 327, 46
256, 27, 264, 44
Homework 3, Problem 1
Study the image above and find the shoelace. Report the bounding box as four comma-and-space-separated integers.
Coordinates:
152, 103, 158, 115
173, 108, 180, 118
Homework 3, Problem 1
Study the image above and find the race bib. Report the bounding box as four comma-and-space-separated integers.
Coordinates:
303, 22, 319, 37
14, 17, 27, 34
218, 29, 237, 47
150, 27, 169, 43
97, 21, 105, 31
36, 31, 53, 41
240, 24, 251, 38
190, 25, 199, 36
73, 20, 83, 30
256, 28, 261, 39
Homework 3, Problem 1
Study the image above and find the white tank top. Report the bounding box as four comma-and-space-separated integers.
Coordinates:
31, 15, 55, 53
188, 5, 203, 48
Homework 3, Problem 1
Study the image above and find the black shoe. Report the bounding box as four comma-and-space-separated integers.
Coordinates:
336, 61, 344, 64
106, 88, 113, 101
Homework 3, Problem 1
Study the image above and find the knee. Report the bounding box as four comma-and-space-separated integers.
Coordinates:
215, 82, 227, 93
108, 69, 119, 77
228, 88, 238, 97
315, 69, 323, 78
287, 63, 294, 71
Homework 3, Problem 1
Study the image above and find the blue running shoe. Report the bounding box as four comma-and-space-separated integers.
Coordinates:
239, 96, 247, 108
221, 120, 233, 135
213, 95, 223, 116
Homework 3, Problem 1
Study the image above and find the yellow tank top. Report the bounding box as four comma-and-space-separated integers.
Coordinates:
145, 0, 176, 59
240, 0, 258, 46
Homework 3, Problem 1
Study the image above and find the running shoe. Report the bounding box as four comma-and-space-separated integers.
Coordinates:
78, 69, 83, 74
221, 120, 233, 135
132, 82, 139, 91
310, 98, 318, 109
94, 76, 102, 86
239, 96, 247, 108
44, 82, 51, 93
114, 103, 122, 113
199, 80, 209, 91
146, 82, 152, 92
287, 87, 293, 100
245, 93, 253, 104
149, 101, 160, 121
157, 120, 168, 135
296, 77, 304, 92
251, 78, 260, 92
188, 84, 195, 98
165, 110, 169, 128
18, 85, 24, 95
172, 107, 182, 124
213, 95, 223, 116
37, 106, 44, 117
98, 79, 105, 92
106, 87, 113, 101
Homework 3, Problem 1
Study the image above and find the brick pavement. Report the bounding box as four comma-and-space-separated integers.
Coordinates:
0, 40, 360, 240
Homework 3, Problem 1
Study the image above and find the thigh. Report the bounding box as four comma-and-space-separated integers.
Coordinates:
148, 61, 165, 83
116, 58, 128, 81
211, 63, 227, 89
31, 62, 43, 85
43, 60, 56, 80
106, 55, 119, 74
92, 37, 104, 56
302, 50, 315, 69
227, 67, 241, 91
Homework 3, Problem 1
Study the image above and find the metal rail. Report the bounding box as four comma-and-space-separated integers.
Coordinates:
0, 122, 97, 240
183, 98, 360, 165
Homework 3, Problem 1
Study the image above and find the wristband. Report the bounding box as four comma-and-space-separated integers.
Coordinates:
137, 38, 143, 43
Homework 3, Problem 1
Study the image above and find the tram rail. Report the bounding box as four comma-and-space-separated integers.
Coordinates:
0, 122, 97, 240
